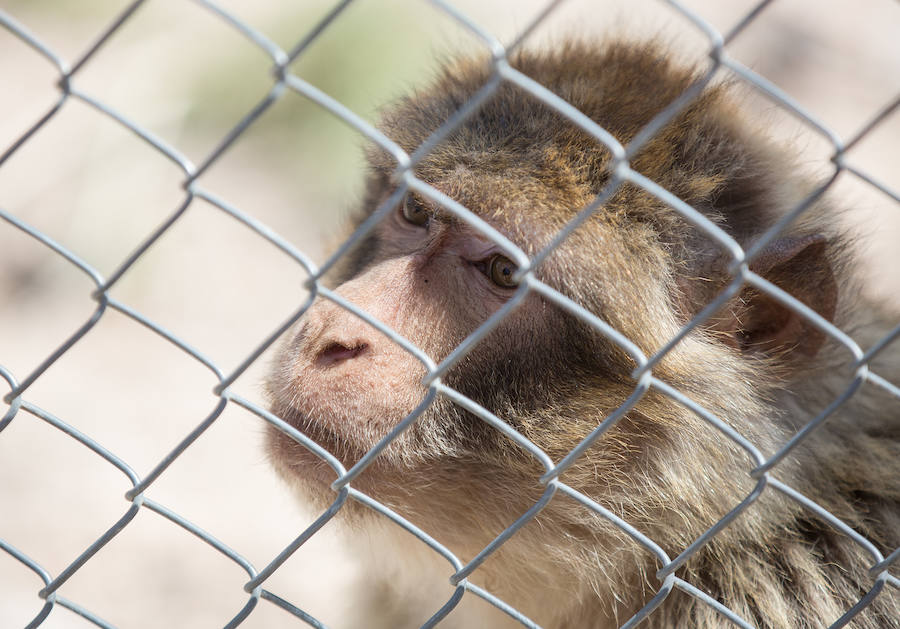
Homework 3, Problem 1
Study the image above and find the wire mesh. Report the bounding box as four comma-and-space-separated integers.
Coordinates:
1, 1, 898, 628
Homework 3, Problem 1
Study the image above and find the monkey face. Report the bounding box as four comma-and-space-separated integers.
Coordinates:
264, 47, 701, 508
266, 75, 715, 516
264, 171, 684, 530
266, 188, 539, 495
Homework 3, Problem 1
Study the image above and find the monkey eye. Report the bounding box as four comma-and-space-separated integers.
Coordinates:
487, 254, 519, 288
401, 194, 430, 227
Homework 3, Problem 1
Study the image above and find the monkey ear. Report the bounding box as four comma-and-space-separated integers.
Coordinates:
720, 235, 838, 360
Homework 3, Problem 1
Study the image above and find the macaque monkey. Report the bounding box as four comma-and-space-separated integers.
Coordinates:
267, 40, 900, 628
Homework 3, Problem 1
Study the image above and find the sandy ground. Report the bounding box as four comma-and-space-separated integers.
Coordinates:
1, 1, 897, 627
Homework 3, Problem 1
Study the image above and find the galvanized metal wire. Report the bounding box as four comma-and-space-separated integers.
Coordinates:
1, 1, 898, 627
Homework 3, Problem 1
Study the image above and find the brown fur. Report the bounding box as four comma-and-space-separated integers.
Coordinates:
267, 41, 900, 628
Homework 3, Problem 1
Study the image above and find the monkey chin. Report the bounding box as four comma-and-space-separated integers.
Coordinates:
265, 399, 415, 518
266, 422, 341, 504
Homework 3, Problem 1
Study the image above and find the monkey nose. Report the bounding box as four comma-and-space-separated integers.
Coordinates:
315, 341, 369, 367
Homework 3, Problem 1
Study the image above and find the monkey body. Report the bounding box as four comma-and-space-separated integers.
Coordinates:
267, 41, 900, 628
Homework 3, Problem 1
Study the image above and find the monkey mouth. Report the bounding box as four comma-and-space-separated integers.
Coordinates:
266, 402, 389, 493
315, 341, 369, 367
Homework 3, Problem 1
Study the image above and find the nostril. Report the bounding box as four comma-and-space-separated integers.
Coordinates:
316, 341, 369, 366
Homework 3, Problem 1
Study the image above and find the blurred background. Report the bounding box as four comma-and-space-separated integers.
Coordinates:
0, 1, 897, 627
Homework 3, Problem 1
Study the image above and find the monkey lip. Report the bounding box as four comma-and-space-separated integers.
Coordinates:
315, 341, 369, 367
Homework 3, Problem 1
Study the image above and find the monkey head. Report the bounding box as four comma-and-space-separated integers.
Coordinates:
265, 41, 850, 621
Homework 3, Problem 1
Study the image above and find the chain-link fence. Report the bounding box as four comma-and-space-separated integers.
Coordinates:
1, 1, 898, 627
